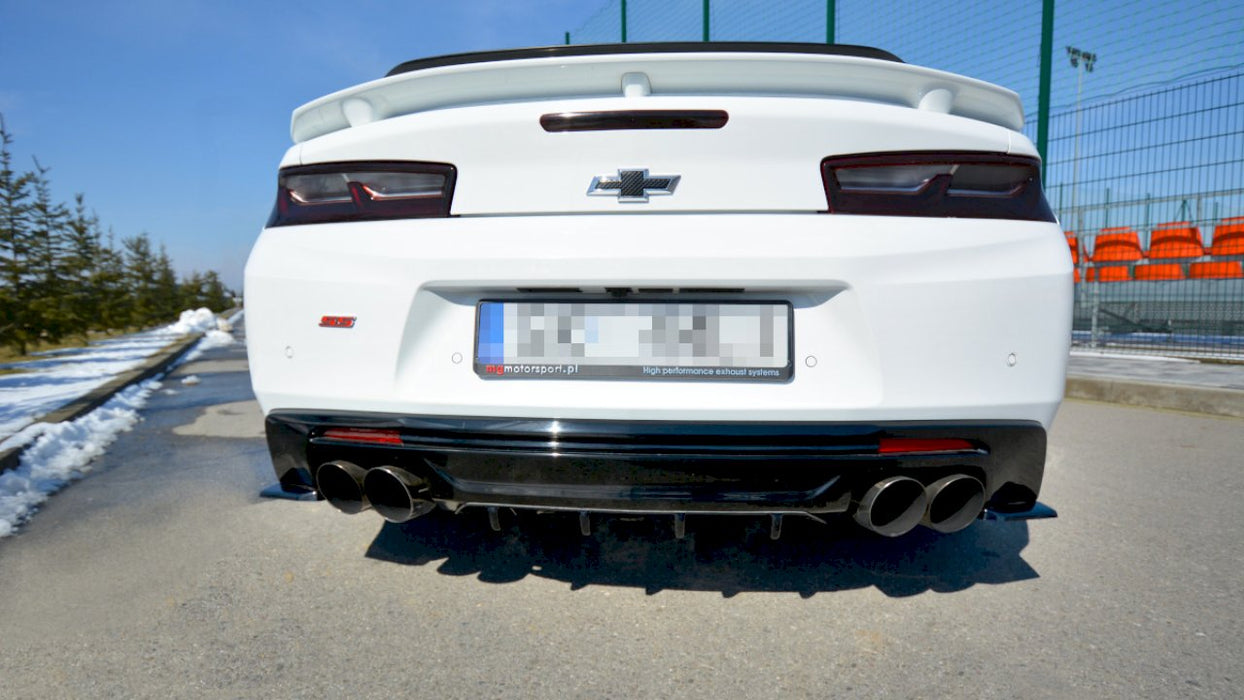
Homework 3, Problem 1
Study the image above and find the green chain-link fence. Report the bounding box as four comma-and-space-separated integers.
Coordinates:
568, 1, 1244, 358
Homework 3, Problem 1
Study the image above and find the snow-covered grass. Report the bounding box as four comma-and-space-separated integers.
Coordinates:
0, 309, 238, 537
0, 308, 235, 440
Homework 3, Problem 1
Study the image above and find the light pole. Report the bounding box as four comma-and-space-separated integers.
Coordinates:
1066, 45, 1096, 235
1067, 45, 1098, 345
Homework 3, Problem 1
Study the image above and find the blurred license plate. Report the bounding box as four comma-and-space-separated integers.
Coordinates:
475, 301, 791, 381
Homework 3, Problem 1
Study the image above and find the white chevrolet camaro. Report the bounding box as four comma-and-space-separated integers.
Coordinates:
245, 43, 1071, 539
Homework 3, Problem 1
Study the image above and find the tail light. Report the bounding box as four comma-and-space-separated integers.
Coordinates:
822, 152, 1053, 222
267, 161, 456, 227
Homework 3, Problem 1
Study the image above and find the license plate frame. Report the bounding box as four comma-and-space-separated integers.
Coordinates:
474, 300, 793, 381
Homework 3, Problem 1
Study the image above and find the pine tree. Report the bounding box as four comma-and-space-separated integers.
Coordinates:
63, 193, 103, 341
153, 244, 181, 320
122, 232, 159, 328
199, 270, 232, 311
95, 229, 130, 332
27, 158, 73, 343
0, 114, 35, 354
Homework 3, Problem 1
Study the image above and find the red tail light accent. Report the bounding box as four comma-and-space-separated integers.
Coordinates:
878, 438, 977, 454
822, 152, 1054, 222
268, 161, 456, 227
322, 428, 403, 446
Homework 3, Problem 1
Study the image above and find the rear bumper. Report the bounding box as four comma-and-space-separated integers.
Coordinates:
265, 411, 1045, 515
245, 214, 1071, 428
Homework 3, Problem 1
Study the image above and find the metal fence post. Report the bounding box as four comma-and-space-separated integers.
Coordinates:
1036, 0, 1056, 185
703, 0, 710, 41
1090, 280, 1102, 348
827, 0, 836, 44
621, 0, 628, 43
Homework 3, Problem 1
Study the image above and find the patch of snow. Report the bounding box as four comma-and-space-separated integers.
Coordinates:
201, 329, 235, 350
0, 379, 159, 538
0, 308, 230, 440
0, 423, 50, 454
180, 375, 201, 386
178, 324, 236, 366
166, 308, 218, 335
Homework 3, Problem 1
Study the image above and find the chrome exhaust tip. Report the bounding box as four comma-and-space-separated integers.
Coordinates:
315, 461, 371, 515
922, 474, 986, 534
363, 466, 435, 523
853, 476, 928, 538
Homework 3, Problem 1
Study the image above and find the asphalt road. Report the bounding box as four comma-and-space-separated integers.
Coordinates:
0, 325, 1241, 699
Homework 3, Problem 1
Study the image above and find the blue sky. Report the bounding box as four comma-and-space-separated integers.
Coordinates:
0, 1, 599, 289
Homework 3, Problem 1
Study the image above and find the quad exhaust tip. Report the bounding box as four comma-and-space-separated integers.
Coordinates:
854, 475, 928, 538
315, 461, 371, 515
363, 466, 435, 523
922, 474, 986, 534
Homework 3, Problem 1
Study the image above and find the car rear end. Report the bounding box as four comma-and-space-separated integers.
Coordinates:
245, 43, 1070, 538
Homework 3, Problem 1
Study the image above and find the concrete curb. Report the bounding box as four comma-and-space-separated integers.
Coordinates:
1066, 376, 1244, 419
0, 331, 206, 475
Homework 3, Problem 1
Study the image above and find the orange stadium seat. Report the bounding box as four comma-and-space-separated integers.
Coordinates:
1189, 261, 1244, 279
1209, 217, 1244, 257
1133, 263, 1185, 281
1147, 222, 1204, 259
1064, 232, 1084, 282
1066, 233, 1081, 282
1087, 266, 1131, 282
1089, 227, 1143, 262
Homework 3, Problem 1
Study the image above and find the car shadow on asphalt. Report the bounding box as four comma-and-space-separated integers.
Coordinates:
365, 510, 1038, 597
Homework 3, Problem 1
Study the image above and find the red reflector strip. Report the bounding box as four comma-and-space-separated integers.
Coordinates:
322, 428, 402, 446
319, 316, 356, 328
878, 438, 976, 454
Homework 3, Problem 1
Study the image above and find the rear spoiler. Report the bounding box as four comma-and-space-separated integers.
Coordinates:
291, 42, 1024, 144
387, 43, 903, 76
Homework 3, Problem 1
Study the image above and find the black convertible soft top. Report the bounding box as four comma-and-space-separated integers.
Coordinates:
387, 42, 902, 77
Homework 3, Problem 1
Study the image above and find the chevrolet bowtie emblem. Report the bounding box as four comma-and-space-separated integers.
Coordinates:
587, 169, 680, 203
